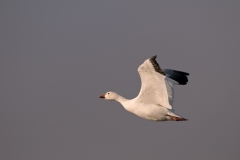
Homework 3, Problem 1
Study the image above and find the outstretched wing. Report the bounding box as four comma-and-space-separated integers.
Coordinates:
136, 56, 189, 109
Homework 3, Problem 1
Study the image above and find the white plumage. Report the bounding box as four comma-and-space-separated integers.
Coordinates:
99, 55, 189, 121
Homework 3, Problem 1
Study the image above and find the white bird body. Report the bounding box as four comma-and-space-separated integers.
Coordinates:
122, 100, 170, 121
99, 56, 189, 121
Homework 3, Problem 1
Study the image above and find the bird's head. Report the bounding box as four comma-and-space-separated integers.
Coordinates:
98, 91, 119, 101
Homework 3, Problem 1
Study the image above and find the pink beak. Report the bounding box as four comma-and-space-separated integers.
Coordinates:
98, 94, 105, 99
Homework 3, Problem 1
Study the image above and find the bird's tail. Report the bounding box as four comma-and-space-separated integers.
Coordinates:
167, 112, 188, 121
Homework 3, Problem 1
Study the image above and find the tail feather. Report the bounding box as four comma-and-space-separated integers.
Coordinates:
167, 114, 188, 121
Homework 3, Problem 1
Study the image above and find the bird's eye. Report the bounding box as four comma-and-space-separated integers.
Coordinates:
108, 93, 110, 94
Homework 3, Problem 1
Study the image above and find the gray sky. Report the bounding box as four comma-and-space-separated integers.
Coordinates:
1, 1, 240, 160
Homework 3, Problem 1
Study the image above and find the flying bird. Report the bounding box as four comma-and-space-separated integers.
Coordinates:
99, 55, 189, 121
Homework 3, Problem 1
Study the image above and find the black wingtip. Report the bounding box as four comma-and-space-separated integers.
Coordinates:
150, 55, 157, 59
163, 69, 189, 85
149, 55, 165, 75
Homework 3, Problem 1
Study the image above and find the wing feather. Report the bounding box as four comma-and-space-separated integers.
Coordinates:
137, 56, 176, 109
163, 69, 189, 85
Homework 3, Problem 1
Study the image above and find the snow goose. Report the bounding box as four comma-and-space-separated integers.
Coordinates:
99, 55, 189, 121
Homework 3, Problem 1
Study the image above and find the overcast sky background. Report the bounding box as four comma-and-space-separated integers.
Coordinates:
1, 1, 240, 160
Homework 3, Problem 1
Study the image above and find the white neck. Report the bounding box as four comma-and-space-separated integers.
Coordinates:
115, 95, 128, 104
